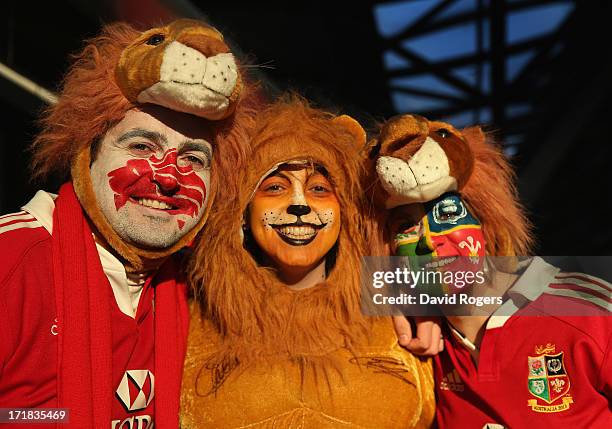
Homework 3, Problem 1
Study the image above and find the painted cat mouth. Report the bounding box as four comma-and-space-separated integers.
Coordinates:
270, 222, 326, 246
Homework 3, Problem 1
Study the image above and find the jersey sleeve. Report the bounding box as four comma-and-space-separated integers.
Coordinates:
0, 297, 8, 373
0, 225, 54, 401
599, 332, 612, 403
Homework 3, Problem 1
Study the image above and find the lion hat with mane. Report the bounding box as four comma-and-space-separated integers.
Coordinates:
367, 113, 533, 259
30, 19, 259, 270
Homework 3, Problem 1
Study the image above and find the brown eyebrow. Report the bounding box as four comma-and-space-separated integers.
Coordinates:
264, 163, 330, 183
178, 140, 212, 163
262, 170, 292, 182
278, 162, 329, 177
116, 130, 212, 162
117, 129, 167, 146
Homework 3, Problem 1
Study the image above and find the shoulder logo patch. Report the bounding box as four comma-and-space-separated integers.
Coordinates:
527, 344, 573, 413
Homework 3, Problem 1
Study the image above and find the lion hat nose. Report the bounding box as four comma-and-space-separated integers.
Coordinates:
371, 114, 475, 207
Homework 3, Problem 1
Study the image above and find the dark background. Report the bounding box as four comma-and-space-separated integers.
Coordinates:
1, 0, 611, 256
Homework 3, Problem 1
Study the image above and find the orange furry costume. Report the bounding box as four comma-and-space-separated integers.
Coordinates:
181, 98, 435, 428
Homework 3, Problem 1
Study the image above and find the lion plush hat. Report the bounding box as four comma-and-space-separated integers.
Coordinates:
30, 19, 259, 270
368, 114, 534, 257
189, 95, 372, 362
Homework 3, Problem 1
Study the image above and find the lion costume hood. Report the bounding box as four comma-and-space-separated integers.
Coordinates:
181, 97, 435, 429
31, 19, 258, 271
189, 96, 370, 360
22, 19, 260, 429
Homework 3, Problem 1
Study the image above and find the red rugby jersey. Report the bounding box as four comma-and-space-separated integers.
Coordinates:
434, 257, 612, 429
0, 192, 157, 428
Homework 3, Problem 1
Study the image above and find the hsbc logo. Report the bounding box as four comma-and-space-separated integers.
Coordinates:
111, 415, 153, 429
116, 369, 155, 412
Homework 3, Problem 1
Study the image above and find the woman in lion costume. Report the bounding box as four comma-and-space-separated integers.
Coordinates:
181, 96, 435, 429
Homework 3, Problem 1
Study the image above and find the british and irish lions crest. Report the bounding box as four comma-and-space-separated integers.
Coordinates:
527, 343, 573, 413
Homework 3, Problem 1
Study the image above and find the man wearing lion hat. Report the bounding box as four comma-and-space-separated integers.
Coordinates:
369, 114, 611, 428
0, 19, 258, 428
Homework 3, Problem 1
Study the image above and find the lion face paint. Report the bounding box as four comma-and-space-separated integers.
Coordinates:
90, 108, 212, 249
248, 163, 340, 275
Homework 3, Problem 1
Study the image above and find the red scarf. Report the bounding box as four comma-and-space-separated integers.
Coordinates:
52, 183, 189, 428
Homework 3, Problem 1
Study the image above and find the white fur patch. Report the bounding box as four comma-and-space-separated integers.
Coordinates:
376, 155, 418, 197
137, 41, 238, 120
160, 41, 206, 84
409, 137, 451, 183
377, 137, 457, 207
202, 53, 238, 97
138, 82, 229, 120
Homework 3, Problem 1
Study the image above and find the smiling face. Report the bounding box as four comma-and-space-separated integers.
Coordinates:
248, 163, 341, 275
393, 192, 486, 290
395, 192, 485, 259
90, 107, 212, 249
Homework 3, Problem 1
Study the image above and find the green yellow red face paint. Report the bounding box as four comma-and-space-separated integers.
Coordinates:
394, 192, 485, 290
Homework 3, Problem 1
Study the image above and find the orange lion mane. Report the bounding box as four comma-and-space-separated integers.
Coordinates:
31, 23, 137, 182
188, 95, 371, 365
459, 127, 533, 257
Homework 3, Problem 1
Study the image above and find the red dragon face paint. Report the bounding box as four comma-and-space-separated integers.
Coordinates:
90, 108, 212, 249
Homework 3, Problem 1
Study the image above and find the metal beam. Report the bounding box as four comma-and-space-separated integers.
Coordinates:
0, 62, 57, 106
489, 0, 506, 130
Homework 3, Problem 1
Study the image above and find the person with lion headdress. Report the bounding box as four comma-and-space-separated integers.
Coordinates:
180, 96, 435, 429
0, 19, 259, 428
368, 114, 611, 428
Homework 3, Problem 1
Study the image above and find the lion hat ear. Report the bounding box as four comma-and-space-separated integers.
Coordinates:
332, 114, 367, 149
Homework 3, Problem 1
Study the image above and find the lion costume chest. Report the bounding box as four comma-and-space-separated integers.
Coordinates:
180, 314, 435, 429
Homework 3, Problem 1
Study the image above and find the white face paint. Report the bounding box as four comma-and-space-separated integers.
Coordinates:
90, 107, 213, 249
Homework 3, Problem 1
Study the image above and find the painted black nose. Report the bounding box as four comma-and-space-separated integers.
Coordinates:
287, 205, 311, 217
